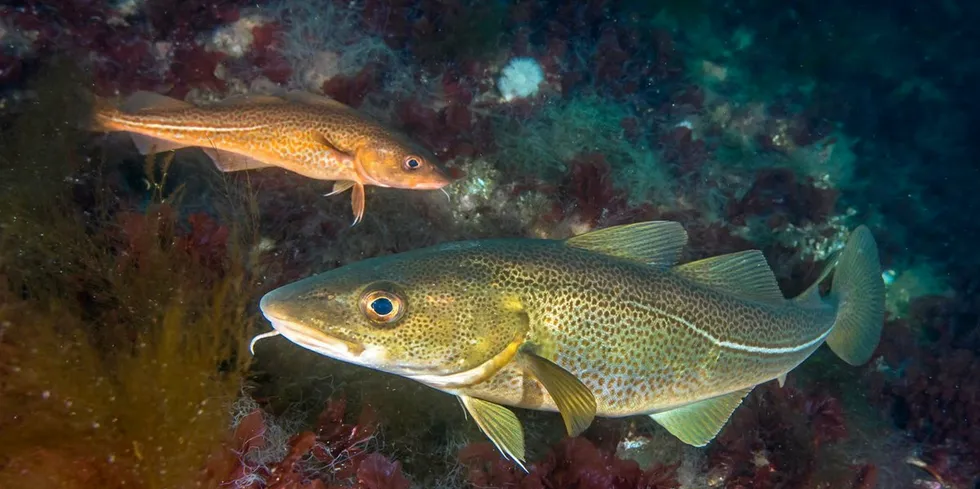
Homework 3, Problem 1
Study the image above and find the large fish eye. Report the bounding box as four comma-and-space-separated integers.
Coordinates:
403, 156, 423, 171
360, 289, 406, 325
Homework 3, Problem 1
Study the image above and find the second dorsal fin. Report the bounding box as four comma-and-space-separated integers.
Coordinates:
672, 250, 785, 304
565, 221, 688, 270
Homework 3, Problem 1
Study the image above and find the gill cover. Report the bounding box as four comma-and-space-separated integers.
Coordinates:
258, 243, 531, 378
354, 139, 451, 190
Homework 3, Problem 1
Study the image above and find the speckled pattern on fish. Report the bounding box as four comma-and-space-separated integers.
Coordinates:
92, 91, 452, 224
256, 221, 884, 465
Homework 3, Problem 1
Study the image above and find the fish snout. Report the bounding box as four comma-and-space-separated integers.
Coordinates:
259, 286, 367, 359
258, 288, 310, 332
413, 175, 453, 190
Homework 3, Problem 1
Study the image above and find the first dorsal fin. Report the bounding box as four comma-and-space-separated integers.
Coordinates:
565, 221, 688, 270
673, 250, 785, 304
119, 91, 193, 113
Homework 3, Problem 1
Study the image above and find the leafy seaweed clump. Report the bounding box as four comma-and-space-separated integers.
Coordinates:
0, 60, 259, 489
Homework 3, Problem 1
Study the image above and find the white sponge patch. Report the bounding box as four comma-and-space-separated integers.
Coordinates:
497, 57, 545, 102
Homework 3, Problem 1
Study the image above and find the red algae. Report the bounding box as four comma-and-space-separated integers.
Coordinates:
869, 292, 980, 484
356, 454, 411, 489
726, 168, 839, 227
210, 396, 409, 489
249, 22, 293, 85
321, 63, 381, 108
460, 437, 680, 489
0, 1, 952, 487
659, 125, 711, 174
168, 43, 228, 98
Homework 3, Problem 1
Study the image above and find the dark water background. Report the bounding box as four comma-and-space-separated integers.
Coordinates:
1, 1, 978, 488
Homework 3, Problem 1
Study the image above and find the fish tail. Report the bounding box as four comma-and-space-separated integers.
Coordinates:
89, 91, 192, 132
825, 225, 885, 366
89, 94, 120, 132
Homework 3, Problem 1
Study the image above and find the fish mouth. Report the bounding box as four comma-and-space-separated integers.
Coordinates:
412, 178, 452, 190
259, 294, 366, 360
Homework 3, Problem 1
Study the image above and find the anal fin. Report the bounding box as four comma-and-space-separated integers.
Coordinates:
649, 387, 753, 447
518, 351, 597, 437
202, 148, 273, 172
128, 133, 193, 155
459, 395, 527, 472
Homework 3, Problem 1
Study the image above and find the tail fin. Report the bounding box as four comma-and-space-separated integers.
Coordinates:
88, 91, 195, 133
88, 94, 118, 132
825, 225, 885, 365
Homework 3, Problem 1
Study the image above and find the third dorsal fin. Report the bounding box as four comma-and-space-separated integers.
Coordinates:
565, 221, 688, 270
673, 250, 785, 304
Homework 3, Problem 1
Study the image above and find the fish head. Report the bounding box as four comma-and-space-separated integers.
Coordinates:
354, 135, 453, 191
259, 244, 530, 384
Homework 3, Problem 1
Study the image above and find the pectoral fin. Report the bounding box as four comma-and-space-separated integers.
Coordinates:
312, 131, 352, 155
459, 395, 527, 472
649, 388, 753, 447
518, 351, 597, 437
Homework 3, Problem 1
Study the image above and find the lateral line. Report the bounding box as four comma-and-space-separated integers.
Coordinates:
626, 300, 831, 355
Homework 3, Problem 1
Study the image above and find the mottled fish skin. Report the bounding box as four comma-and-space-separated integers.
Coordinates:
260, 234, 831, 416
257, 221, 883, 463
98, 101, 355, 179
448, 241, 838, 416
93, 91, 452, 224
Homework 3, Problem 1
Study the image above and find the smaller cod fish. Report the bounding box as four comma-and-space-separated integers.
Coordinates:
253, 221, 885, 469
91, 90, 452, 225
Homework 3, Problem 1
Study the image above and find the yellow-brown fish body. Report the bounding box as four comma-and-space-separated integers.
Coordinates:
443, 241, 839, 417
256, 221, 884, 468
93, 91, 451, 224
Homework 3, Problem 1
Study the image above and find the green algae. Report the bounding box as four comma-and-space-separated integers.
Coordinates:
0, 60, 257, 489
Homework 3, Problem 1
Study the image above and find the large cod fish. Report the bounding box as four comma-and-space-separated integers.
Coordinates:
91, 90, 452, 225
254, 221, 885, 469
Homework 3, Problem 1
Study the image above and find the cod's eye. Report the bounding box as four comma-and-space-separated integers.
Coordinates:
360, 289, 405, 325
404, 156, 422, 171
